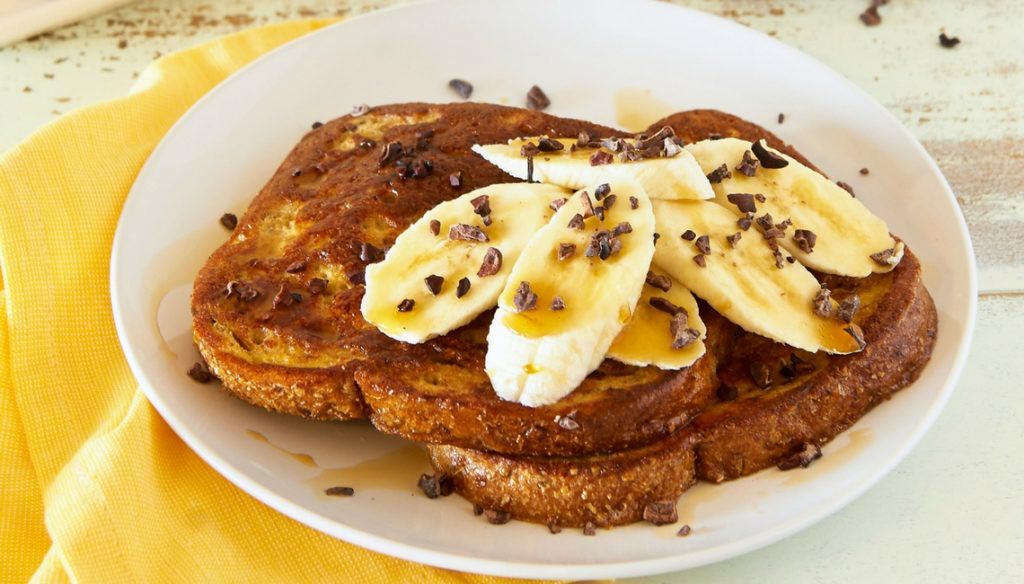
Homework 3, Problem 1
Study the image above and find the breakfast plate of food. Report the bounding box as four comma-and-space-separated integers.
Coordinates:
110, 0, 976, 578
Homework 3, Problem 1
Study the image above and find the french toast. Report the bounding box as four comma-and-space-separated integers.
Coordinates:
193, 104, 622, 420
192, 102, 937, 530
193, 103, 726, 453
427, 246, 936, 527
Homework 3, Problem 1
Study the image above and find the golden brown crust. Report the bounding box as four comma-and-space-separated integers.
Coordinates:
357, 310, 733, 456
427, 430, 696, 528
691, 247, 938, 481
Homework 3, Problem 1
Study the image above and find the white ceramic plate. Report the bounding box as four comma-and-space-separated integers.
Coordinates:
110, 0, 976, 579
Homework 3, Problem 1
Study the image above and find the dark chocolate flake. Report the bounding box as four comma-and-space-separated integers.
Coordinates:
939, 32, 961, 48
860, 167, 870, 175
550, 197, 568, 211
424, 275, 444, 295
693, 254, 707, 268
579, 191, 596, 218
378, 141, 403, 166
649, 297, 684, 316
308, 278, 328, 295
311, 121, 324, 129
429, 219, 441, 236
448, 78, 473, 99
594, 183, 611, 200
642, 501, 678, 526
837, 181, 855, 197
449, 171, 462, 189
418, 473, 455, 499
550, 296, 565, 311
220, 213, 238, 230
860, 5, 882, 27
629, 196, 639, 209
513, 281, 538, 312
537, 137, 565, 152
557, 243, 576, 261
359, 242, 385, 263
526, 85, 551, 110
470, 194, 491, 217
556, 413, 579, 430
484, 508, 511, 525
477, 247, 503, 277
324, 486, 355, 497
567, 213, 586, 230
646, 271, 672, 291
778, 113, 785, 124
670, 314, 700, 349
726, 232, 742, 247
706, 163, 732, 184
677, 525, 692, 537
778, 442, 823, 470
736, 150, 759, 177
726, 193, 757, 213
793, 229, 817, 254
456, 277, 471, 298
871, 247, 900, 267
813, 285, 833, 317
612, 221, 632, 237
547, 521, 562, 534
738, 216, 753, 231
397, 298, 415, 312
750, 362, 773, 389
751, 139, 789, 169
583, 522, 596, 536
694, 234, 711, 255
589, 150, 613, 166
681, 229, 696, 241
187, 361, 213, 383
838, 295, 861, 323
602, 194, 617, 210
449, 224, 489, 242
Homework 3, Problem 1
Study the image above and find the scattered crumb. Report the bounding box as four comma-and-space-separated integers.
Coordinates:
22, 86, 31, 93
55, 97, 70, 103
43, 73, 54, 79
118, 38, 128, 49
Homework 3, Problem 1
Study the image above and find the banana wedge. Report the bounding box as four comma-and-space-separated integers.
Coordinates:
608, 269, 706, 369
686, 137, 901, 277
652, 199, 863, 354
361, 182, 569, 343
472, 136, 714, 200
486, 180, 656, 406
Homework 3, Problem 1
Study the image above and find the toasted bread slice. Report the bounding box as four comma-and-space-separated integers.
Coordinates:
425, 246, 936, 527
355, 310, 732, 457
193, 103, 621, 420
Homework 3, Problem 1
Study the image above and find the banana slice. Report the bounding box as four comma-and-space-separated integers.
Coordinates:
361, 182, 570, 343
652, 199, 862, 354
472, 136, 713, 200
486, 180, 656, 406
686, 137, 900, 277
608, 270, 706, 369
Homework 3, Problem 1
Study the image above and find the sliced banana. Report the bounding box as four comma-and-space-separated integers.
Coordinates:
472, 137, 714, 201
652, 199, 862, 354
686, 137, 899, 277
486, 180, 656, 406
361, 183, 570, 343
608, 270, 706, 369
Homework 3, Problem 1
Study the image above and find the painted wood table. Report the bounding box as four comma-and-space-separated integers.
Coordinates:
2, 1, 1021, 582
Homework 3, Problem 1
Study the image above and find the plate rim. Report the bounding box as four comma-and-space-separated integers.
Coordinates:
110, 0, 978, 578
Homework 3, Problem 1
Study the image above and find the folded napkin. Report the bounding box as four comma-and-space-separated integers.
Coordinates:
0, 19, 554, 583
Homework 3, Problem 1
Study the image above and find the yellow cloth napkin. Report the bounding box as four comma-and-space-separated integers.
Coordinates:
0, 20, 553, 583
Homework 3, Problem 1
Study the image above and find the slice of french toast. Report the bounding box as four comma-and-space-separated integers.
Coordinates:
424, 111, 937, 528
193, 103, 625, 420
427, 246, 936, 527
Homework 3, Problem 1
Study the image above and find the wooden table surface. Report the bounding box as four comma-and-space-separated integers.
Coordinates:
2, 1, 1021, 582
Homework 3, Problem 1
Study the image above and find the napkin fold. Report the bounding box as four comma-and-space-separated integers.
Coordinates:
0, 19, 551, 583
